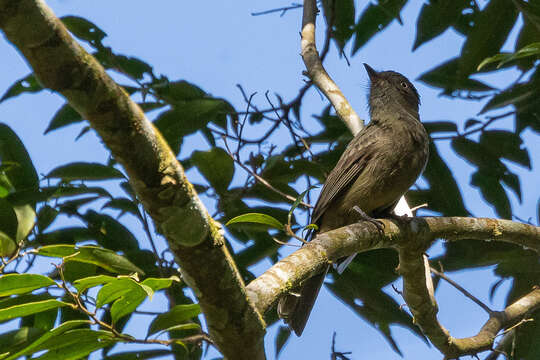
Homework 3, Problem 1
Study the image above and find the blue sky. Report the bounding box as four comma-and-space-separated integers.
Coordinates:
0, 1, 538, 359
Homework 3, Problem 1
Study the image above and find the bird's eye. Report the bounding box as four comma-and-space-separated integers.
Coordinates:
400, 81, 408, 88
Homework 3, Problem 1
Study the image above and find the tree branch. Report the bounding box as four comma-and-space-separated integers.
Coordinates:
301, 0, 364, 135
0, 1, 265, 358
246, 216, 539, 358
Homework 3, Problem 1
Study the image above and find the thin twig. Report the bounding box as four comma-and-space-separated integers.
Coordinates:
222, 136, 312, 208
55, 263, 213, 347
432, 111, 515, 141
430, 267, 493, 314
251, 3, 302, 17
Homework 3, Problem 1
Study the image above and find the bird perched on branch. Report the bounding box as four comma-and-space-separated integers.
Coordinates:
278, 63, 430, 335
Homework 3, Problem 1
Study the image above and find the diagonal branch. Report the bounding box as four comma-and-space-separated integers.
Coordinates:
0, 1, 265, 359
246, 216, 539, 358
301, 0, 364, 135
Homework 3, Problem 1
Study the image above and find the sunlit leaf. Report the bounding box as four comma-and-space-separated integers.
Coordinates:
27, 329, 115, 360
72, 275, 116, 293
2, 320, 91, 360
0, 299, 69, 322
226, 213, 284, 230
0, 274, 55, 297
36, 245, 144, 275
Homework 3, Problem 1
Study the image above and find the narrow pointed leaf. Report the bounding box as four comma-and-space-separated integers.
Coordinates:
0, 274, 55, 297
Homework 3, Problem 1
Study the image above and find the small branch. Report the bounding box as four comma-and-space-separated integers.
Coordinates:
432, 111, 514, 141
301, 0, 364, 135
251, 3, 302, 17
222, 136, 312, 208
430, 267, 493, 315
56, 263, 214, 348
330, 332, 352, 360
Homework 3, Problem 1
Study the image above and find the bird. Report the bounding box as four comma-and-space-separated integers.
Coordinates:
277, 63, 430, 336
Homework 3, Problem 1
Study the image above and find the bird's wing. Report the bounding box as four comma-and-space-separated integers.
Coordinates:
311, 123, 379, 225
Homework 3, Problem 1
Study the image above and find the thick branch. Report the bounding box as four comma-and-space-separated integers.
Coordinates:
246, 216, 539, 357
0, 1, 265, 358
301, 0, 363, 135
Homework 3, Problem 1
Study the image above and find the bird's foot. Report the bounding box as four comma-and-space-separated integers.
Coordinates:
352, 206, 385, 233
388, 212, 417, 226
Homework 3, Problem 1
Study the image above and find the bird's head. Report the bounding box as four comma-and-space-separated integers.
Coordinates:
364, 63, 420, 118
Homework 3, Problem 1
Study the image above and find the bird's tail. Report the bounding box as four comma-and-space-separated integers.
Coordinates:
277, 265, 329, 336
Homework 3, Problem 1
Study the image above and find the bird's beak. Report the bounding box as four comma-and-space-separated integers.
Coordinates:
363, 63, 379, 81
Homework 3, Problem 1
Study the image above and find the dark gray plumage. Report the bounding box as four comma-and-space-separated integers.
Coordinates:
278, 64, 429, 336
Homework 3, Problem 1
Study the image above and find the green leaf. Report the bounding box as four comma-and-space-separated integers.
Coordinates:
0, 299, 69, 323
95, 277, 152, 322
9, 185, 112, 206
0, 75, 43, 103
226, 213, 284, 230
0, 274, 55, 297
479, 130, 530, 168
459, 0, 519, 76
288, 186, 317, 225
154, 98, 234, 154
13, 204, 35, 242
37, 245, 144, 275
47, 162, 124, 181
36, 205, 59, 232
275, 326, 291, 359
2, 320, 91, 360
352, 0, 407, 54
0, 198, 17, 242
0, 123, 39, 192
147, 304, 201, 336
81, 210, 139, 251
464, 118, 481, 129
322, 0, 355, 50
61, 16, 107, 46
0, 327, 45, 358
471, 171, 511, 219
44, 104, 83, 134
480, 81, 537, 114
0, 231, 16, 257
418, 58, 494, 93
31, 329, 115, 360
72, 275, 116, 293
95, 53, 153, 80
413, 0, 469, 50
423, 121, 458, 134
154, 80, 206, 102
408, 142, 469, 216
191, 148, 234, 193
102, 350, 173, 360
101, 198, 140, 217
141, 276, 180, 291
35, 227, 94, 246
